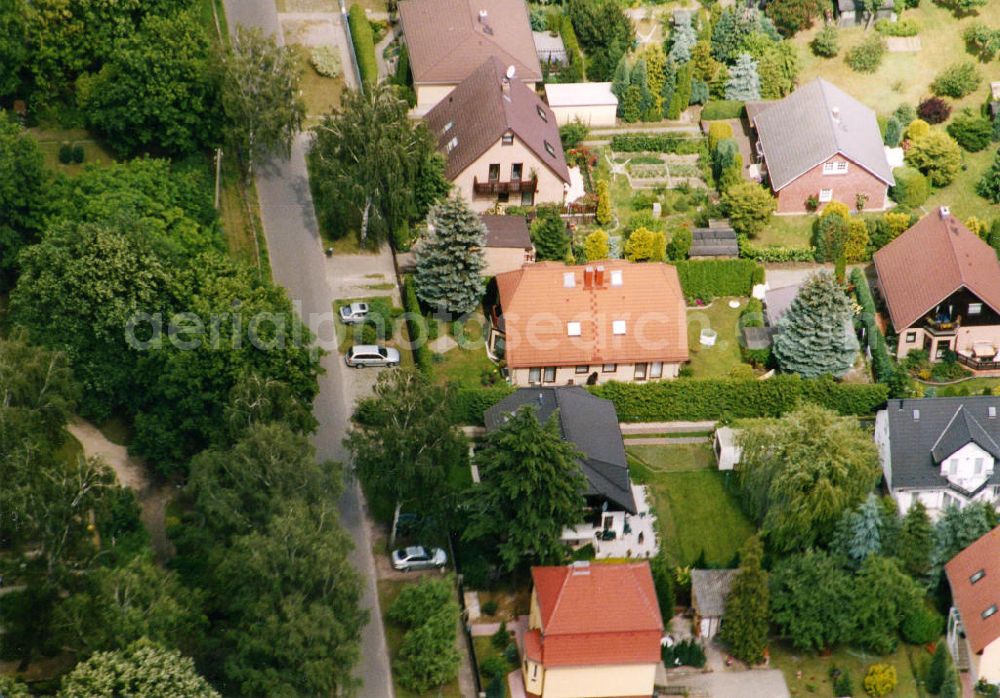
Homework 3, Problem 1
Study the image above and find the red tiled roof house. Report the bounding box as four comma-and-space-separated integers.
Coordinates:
945, 526, 1000, 685
523, 561, 664, 698
424, 58, 570, 212
750, 79, 894, 214
488, 261, 688, 386
874, 207, 1000, 366
398, 0, 542, 112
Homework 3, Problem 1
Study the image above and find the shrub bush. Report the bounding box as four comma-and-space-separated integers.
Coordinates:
917, 97, 951, 125
71, 144, 85, 164
900, 604, 944, 645
863, 664, 897, 697
310, 45, 342, 78
348, 4, 377, 87
389, 577, 454, 629
947, 109, 993, 152
811, 25, 839, 57
560, 121, 588, 149
932, 61, 981, 99
560, 15, 584, 82
876, 17, 918, 36
832, 669, 854, 698
491, 621, 509, 651
707, 121, 733, 152
905, 118, 931, 141
846, 35, 885, 74
662, 639, 706, 668
700, 100, 745, 121
480, 599, 499, 616
905, 131, 962, 186
479, 656, 507, 681
889, 167, 929, 207
58, 142, 73, 164
673, 259, 762, 300
737, 236, 816, 262
402, 276, 433, 374
609, 134, 705, 154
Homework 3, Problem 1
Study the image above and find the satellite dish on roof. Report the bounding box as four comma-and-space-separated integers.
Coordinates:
506, 65, 516, 80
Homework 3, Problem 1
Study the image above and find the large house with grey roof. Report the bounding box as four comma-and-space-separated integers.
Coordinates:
875, 396, 1000, 519
424, 57, 570, 212
874, 208, 1000, 366
749, 78, 894, 214
398, 0, 542, 112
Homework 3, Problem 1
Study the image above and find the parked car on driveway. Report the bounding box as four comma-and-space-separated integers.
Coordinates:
391, 545, 447, 572
339, 302, 369, 324
346, 344, 399, 368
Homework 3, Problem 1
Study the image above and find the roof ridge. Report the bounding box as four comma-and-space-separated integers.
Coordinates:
930, 405, 965, 459
630, 564, 663, 630
942, 215, 964, 292
545, 567, 574, 631
963, 407, 1000, 455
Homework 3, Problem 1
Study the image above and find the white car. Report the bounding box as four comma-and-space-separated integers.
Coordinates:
345, 344, 400, 368
339, 302, 369, 325
391, 545, 447, 572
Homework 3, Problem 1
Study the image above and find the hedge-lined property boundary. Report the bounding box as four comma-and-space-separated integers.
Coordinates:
451, 375, 888, 425
851, 268, 895, 387
674, 259, 763, 300
609, 134, 705, 154
737, 235, 816, 262
402, 276, 433, 374
348, 5, 377, 88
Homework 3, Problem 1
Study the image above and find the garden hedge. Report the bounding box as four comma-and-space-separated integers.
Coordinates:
889, 167, 929, 208
610, 134, 705, 154
451, 376, 888, 425
738, 235, 816, 262
851, 268, 897, 391
700, 100, 745, 121
402, 276, 434, 374
348, 4, 377, 88
673, 259, 763, 300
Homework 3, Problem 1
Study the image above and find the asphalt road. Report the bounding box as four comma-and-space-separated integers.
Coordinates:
221, 2, 395, 695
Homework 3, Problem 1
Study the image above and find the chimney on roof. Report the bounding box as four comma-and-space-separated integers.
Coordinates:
583, 266, 594, 289
479, 9, 493, 35
501, 77, 510, 97
913, 409, 920, 421
940, 206, 951, 219
595, 265, 605, 288
831, 106, 840, 122
478, 9, 487, 22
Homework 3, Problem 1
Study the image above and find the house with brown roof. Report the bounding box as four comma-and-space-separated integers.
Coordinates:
488, 261, 688, 386
945, 525, 1000, 685
523, 561, 663, 698
480, 215, 534, 277
874, 207, 1000, 367
398, 0, 542, 111
750, 78, 894, 214
425, 57, 571, 213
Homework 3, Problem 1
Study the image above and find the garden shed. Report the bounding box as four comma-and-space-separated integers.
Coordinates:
690, 226, 738, 257
713, 427, 743, 471
543, 82, 618, 127
691, 568, 737, 639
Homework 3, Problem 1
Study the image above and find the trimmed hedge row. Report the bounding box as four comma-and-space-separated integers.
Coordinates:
610, 134, 705, 154
402, 276, 433, 374
701, 100, 745, 121
348, 4, 377, 88
851, 268, 895, 387
452, 375, 888, 425
738, 235, 816, 262
673, 259, 763, 300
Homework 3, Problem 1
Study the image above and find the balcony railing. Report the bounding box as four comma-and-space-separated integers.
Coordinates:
924, 316, 961, 335
956, 352, 1000, 371
473, 176, 538, 196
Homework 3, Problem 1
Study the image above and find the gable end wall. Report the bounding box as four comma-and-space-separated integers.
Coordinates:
773, 155, 889, 214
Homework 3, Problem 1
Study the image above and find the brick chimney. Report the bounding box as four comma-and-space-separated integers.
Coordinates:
594, 265, 605, 288
583, 266, 594, 289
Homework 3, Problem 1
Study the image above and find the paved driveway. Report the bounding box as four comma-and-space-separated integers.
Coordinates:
677, 670, 791, 698
221, 1, 394, 694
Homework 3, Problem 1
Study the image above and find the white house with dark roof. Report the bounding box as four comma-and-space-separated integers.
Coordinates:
875, 397, 1000, 518
749, 78, 894, 214
424, 57, 570, 212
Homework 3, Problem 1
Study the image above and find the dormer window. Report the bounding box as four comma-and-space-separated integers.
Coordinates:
972, 569, 986, 584
537, 105, 548, 122
983, 604, 998, 619
610, 270, 623, 287
567, 321, 581, 337
544, 140, 555, 157
446, 137, 458, 153
442, 121, 453, 134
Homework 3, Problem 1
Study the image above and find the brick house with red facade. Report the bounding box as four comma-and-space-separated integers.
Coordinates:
750, 79, 894, 214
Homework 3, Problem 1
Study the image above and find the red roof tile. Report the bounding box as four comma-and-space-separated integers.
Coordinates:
495, 261, 688, 368
874, 208, 1000, 332
945, 526, 1000, 654
530, 562, 663, 667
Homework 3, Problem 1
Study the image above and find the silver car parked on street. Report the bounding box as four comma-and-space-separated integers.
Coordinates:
391, 545, 447, 572
345, 344, 400, 368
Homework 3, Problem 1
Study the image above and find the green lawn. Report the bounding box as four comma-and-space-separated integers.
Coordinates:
377, 579, 463, 698
472, 636, 513, 698
289, 43, 345, 125
628, 443, 754, 567
753, 214, 815, 249
686, 297, 751, 378
96, 416, 131, 447
433, 342, 499, 389
791, 3, 1000, 119
770, 640, 927, 698
28, 127, 115, 176
925, 144, 1000, 222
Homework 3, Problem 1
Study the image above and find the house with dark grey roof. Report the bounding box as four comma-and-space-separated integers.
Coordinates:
875, 396, 1000, 519
424, 57, 570, 213
480, 215, 534, 277
875, 208, 1000, 366
750, 78, 894, 214
398, 0, 541, 111
485, 387, 659, 558
691, 569, 737, 639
